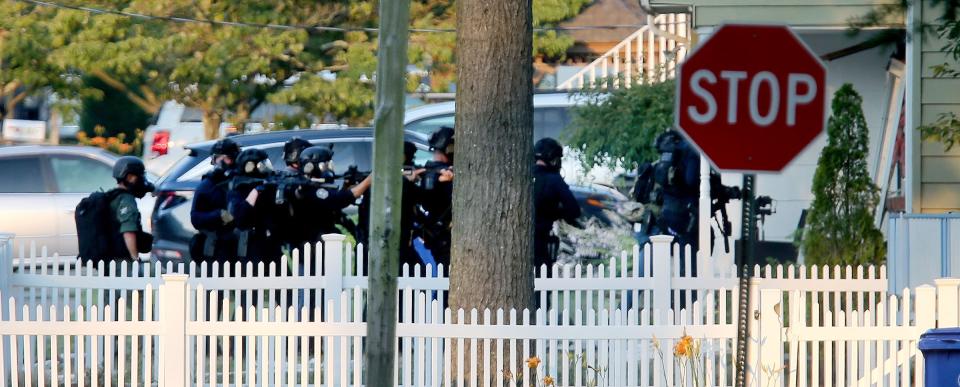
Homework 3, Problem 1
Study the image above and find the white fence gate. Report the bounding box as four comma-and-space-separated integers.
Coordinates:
0, 232, 953, 386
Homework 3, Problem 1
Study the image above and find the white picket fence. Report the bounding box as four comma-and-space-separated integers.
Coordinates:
0, 232, 955, 386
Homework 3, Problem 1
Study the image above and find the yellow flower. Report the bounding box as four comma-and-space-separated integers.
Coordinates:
544, 375, 555, 386
674, 335, 693, 357
502, 369, 513, 380
527, 356, 541, 369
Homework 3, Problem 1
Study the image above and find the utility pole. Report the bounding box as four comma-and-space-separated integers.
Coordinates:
364, 0, 411, 385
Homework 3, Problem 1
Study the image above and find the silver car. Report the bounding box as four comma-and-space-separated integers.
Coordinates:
0, 145, 155, 257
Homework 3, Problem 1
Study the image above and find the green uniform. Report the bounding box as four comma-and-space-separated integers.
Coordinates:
110, 191, 141, 234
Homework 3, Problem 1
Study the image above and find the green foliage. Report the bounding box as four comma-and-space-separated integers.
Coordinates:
565, 79, 675, 170
3, 0, 589, 134
79, 76, 151, 140
801, 84, 885, 266
0, 1, 86, 117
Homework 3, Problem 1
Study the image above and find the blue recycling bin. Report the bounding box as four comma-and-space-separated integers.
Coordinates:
919, 328, 960, 386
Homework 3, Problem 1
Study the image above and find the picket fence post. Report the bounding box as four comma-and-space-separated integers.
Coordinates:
745, 277, 761, 387
322, 233, 346, 319
0, 232, 11, 387
0, 233, 13, 298
651, 235, 674, 315
934, 278, 960, 327
159, 274, 189, 387
756, 288, 784, 383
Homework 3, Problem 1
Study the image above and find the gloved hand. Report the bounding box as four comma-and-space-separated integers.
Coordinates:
220, 209, 234, 225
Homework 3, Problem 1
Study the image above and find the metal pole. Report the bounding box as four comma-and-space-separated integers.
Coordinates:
365, 0, 411, 385
734, 173, 756, 387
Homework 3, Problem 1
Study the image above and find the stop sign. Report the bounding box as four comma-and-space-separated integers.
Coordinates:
676, 24, 826, 173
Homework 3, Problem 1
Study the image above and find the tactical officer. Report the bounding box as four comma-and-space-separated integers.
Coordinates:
533, 138, 581, 271
654, 130, 701, 252
110, 156, 155, 261
282, 137, 313, 173
190, 138, 241, 263
227, 148, 282, 268
291, 146, 372, 242
411, 126, 455, 270
398, 141, 423, 274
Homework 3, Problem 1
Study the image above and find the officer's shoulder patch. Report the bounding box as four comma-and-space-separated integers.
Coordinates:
316, 188, 329, 199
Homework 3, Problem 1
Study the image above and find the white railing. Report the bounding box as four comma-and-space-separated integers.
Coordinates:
556, 13, 690, 91
1, 233, 949, 387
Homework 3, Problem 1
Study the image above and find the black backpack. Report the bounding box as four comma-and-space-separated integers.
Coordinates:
75, 189, 123, 263
632, 162, 659, 204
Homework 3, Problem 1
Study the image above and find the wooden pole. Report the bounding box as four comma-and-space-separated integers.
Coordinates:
365, 0, 410, 385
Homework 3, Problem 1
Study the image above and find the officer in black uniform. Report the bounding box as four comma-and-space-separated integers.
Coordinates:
227, 148, 282, 270
291, 146, 372, 242
110, 156, 155, 261
654, 130, 701, 252
190, 138, 241, 264
532, 138, 581, 271
411, 126, 455, 271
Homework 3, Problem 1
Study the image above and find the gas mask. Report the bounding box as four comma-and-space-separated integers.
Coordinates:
241, 158, 274, 177
126, 175, 156, 198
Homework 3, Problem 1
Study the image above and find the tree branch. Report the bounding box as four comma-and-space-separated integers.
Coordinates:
90, 69, 163, 114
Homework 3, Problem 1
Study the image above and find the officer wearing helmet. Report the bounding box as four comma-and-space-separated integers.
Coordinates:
409, 126, 456, 270
111, 156, 156, 260
291, 146, 373, 242
190, 137, 241, 263
533, 138, 581, 270
281, 137, 312, 173
227, 148, 281, 266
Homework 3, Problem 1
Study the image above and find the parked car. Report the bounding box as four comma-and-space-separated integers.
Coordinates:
555, 184, 641, 264
402, 92, 622, 184
150, 128, 434, 265
0, 145, 157, 256
142, 101, 336, 176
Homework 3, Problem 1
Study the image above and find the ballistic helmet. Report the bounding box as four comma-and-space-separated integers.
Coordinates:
236, 148, 273, 177
428, 126, 455, 154
299, 147, 335, 179
282, 137, 313, 166
112, 156, 147, 180
534, 137, 563, 165
210, 138, 240, 159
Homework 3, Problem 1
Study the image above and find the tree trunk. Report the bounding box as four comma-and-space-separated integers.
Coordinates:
450, 0, 534, 382
202, 110, 222, 140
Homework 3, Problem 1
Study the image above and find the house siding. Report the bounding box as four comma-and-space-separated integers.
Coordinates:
918, 2, 960, 213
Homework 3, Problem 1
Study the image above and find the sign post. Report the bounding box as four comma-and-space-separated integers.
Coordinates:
675, 24, 826, 387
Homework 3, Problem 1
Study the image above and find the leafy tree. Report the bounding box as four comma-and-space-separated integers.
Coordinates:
0, 2, 84, 123
801, 84, 885, 266
79, 76, 152, 140
564, 79, 675, 170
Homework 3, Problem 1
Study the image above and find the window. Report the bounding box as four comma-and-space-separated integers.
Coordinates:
405, 114, 455, 137
316, 141, 373, 174
405, 107, 573, 142
533, 107, 571, 140
50, 156, 115, 193
0, 157, 46, 193
181, 108, 205, 123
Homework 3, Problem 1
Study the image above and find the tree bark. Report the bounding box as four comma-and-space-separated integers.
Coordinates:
450, 0, 535, 382
202, 110, 222, 140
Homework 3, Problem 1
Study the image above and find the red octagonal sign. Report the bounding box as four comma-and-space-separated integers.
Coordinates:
676, 24, 826, 173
